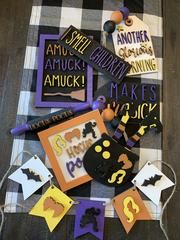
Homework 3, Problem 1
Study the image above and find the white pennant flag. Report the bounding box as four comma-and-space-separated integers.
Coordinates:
132, 161, 174, 205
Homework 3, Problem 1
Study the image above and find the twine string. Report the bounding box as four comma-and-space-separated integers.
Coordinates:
0, 152, 177, 239
0, 151, 33, 235
152, 160, 177, 240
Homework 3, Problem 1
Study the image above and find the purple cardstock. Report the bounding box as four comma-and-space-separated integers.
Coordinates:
35, 34, 93, 108
74, 199, 105, 240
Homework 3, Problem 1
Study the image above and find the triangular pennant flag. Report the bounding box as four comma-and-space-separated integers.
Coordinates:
74, 199, 105, 240
8, 155, 53, 200
113, 187, 151, 233
132, 161, 175, 205
29, 185, 74, 232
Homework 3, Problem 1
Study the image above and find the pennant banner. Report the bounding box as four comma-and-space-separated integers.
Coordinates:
74, 199, 105, 240
132, 161, 175, 205
29, 185, 74, 232
113, 187, 151, 233
8, 155, 53, 200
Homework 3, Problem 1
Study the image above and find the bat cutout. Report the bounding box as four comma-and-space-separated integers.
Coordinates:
80, 207, 101, 232
43, 196, 64, 217
141, 174, 163, 187
21, 168, 42, 182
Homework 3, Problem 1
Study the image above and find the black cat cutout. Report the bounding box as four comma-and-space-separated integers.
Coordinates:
82, 121, 97, 138
21, 168, 42, 182
80, 207, 101, 232
83, 133, 139, 187
142, 174, 163, 187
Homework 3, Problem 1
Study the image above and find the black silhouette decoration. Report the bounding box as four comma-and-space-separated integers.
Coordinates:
21, 168, 42, 182
80, 207, 101, 232
82, 121, 97, 138
142, 174, 163, 187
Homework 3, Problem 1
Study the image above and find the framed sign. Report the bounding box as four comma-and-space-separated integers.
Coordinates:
38, 110, 107, 191
35, 34, 93, 108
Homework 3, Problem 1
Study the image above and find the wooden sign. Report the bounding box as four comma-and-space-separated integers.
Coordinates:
110, 81, 160, 103
112, 16, 158, 75
35, 34, 93, 108
95, 80, 160, 123
38, 110, 107, 191
58, 25, 131, 84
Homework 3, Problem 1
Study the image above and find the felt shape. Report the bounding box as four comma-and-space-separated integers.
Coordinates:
118, 154, 133, 169
74, 199, 105, 240
141, 174, 162, 187
43, 197, 64, 217
113, 187, 151, 233
21, 168, 42, 182
80, 207, 101, 231
8, 155, 53, 200
52, 135, 66, 156
64, 128, 81, 142
112, 16, 158, 75
35, 34, 93, 108
38, 110, 107, 191
83, 133, 139, 187
29, 185, 74, 232
59, 25, 131, 84
82, 121, 97, 138
132, 161, 175, 205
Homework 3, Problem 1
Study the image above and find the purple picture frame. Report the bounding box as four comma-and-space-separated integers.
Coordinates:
35, 34, 93, 108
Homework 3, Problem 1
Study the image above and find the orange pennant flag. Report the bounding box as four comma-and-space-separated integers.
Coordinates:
113, 187, 151, 233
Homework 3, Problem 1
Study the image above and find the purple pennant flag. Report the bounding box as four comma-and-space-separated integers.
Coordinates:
74, 199, 105, 240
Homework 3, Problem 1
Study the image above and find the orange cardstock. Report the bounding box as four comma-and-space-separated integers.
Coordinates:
113, 188, 151, 233
38, 110, 107, 191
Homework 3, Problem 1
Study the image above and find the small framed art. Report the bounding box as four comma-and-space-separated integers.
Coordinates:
38, 110, 107, 191
35, 34, 93, 108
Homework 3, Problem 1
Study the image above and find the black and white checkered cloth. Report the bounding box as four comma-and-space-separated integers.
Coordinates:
5, 0, 163, 220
